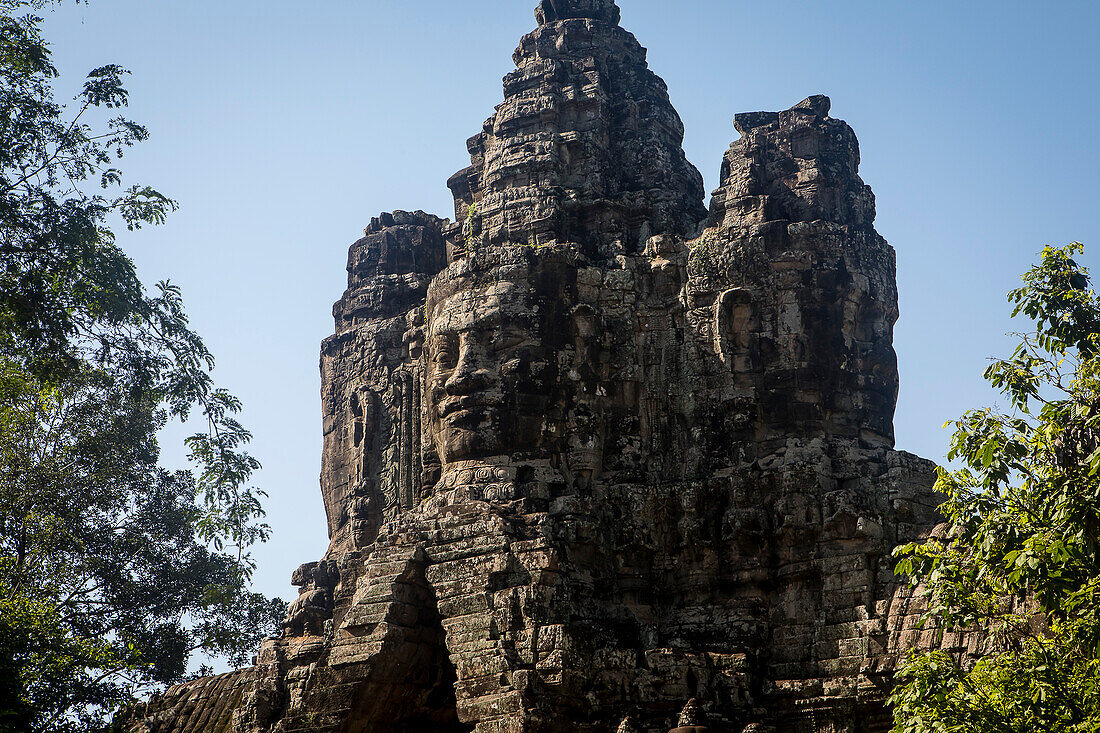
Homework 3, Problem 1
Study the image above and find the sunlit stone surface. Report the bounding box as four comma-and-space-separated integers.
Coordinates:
125, 2, 953, 731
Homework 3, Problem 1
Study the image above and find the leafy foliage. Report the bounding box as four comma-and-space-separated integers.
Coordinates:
891, 242, 1100, 732
0, 2, 284, 730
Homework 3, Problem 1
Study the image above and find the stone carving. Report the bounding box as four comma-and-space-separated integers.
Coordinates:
446, 0, 706, 262
678, 699, 704, 726
616, 717, 640, 733
126, 2, 950, 732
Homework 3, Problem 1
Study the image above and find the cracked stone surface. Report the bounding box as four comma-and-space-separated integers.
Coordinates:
124, 2, 954, 732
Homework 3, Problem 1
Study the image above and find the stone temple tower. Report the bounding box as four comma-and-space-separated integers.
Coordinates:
446, 0, 707, 260
127, 2, 946, 732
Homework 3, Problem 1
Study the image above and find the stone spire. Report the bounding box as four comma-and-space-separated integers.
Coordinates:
447, 0, 707, 261
707, 95, 876, 234
535, 0, 621, 25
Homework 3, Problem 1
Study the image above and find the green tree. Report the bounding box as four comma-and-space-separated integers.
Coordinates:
891, 242, 1100, 732
0, 2, 284, 730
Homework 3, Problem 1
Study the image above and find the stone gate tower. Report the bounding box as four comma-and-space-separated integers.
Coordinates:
128, 2, 944, 731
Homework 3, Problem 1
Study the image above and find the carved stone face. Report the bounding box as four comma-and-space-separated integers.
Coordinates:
426, 275, 555, 464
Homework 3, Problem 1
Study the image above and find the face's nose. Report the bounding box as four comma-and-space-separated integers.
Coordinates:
445, 333, 493, 396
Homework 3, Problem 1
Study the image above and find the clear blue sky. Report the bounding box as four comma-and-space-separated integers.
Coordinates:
41, 0, 1100, 608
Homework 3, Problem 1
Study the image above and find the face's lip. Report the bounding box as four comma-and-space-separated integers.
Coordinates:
438, 396, 501, 420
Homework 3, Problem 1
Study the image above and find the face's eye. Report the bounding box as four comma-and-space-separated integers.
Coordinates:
430, 334, 459, 367
488, 326, 526, 354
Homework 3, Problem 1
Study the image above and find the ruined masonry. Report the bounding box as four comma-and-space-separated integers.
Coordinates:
127, 1, 953, 731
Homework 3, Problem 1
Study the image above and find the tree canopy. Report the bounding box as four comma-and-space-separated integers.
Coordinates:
892, 242, 1100, 732
0, 1, 283, 729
